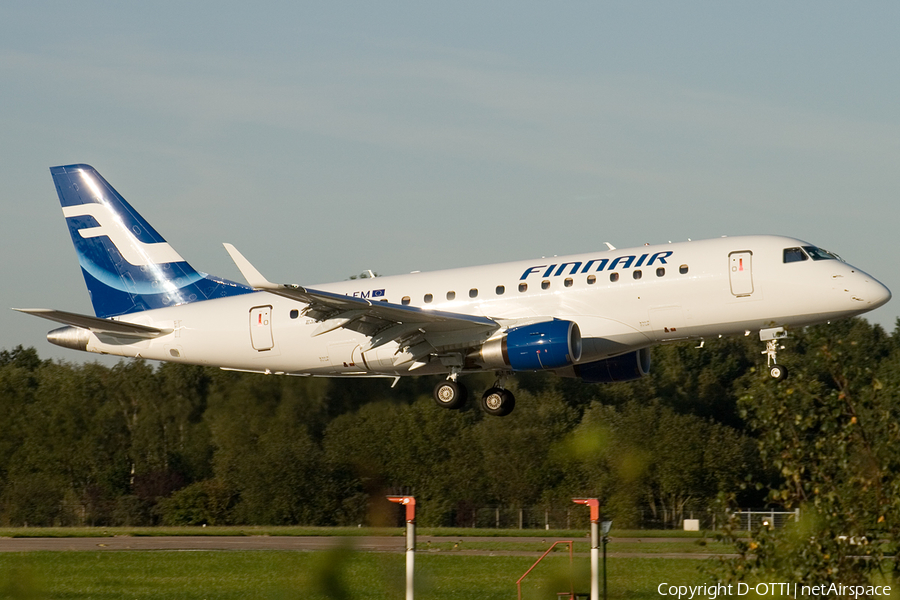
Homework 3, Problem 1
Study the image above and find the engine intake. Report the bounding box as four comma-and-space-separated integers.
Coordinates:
480, 320, 582, 371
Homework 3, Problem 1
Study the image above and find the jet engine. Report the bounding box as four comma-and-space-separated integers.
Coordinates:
568, 348, 651, 383
479, 320, 582, 371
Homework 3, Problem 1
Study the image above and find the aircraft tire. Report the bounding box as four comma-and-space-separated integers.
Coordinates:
480, 387, 515, 417
433, 380, 467, 410
769, 364, 788, 381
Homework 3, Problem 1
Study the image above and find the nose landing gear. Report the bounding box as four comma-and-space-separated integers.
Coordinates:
760, 327, 789, 381
768, 360, 788, 380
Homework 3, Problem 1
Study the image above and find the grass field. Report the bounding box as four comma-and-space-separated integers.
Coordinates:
0, 526, 714, 538
0, 527, 726, 599
0, 550, 705, 599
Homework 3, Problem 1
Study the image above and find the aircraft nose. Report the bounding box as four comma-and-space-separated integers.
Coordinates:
870, 279, 892, 309
855, 274, 891, 309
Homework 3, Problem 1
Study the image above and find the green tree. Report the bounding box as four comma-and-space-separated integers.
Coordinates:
4, 361, 130, 525
475, 388, 577, 516
0, 351, 41, 523
322, 400, 405, 525
714, 319, 900, 587
155, 478, 234, 525
554, 400, 758, 528
323, 396, 486, 526
206, 372, 327, 524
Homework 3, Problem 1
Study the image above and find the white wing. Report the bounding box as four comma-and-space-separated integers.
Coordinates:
223, 244, 499, 364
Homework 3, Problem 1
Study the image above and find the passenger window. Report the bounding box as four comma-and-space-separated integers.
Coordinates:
469, 288, 478, 298
424, 293, 433, 303
446, 291, 456, 300
679, 265, 689, 274
518, 283, 527, 292
496, 285, 505, 295
402, 296, 411, 305
290, 309, 299, 319
610, 273, 619, 282
784, 247, 808, 263
656, 268, 665, 277
541, 280, 550, 290
633, 270, 642, 280
564, 278, 573, 287
587, 275, 596, 285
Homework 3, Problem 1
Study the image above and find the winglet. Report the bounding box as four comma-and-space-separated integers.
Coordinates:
223, 243, 276, 289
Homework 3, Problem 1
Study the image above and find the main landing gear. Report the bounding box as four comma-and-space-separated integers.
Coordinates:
432, 373, 516, 417
433, 378, 468, 410
761, 327, 789, 381
480, 386, 516, 417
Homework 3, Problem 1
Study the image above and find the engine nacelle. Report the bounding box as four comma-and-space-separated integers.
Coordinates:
47, 326, 90, 352
570, 348, 651, 383
480, 320, 582, 371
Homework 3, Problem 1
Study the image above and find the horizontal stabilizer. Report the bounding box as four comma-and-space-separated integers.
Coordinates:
14, 308, 172, 338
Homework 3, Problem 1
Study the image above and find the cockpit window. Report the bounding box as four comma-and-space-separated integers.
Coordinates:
803, 246, 840, 261
783, 247, 808, 263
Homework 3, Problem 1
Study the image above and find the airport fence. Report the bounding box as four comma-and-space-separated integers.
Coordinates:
728, 508, 801, 531
452, 505, 800, 532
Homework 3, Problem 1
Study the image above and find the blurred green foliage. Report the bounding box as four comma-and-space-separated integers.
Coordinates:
711, 317, 900, 587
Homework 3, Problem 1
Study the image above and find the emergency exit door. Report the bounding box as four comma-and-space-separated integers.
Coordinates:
249, 305, 274, 351
728, 251, 754, 296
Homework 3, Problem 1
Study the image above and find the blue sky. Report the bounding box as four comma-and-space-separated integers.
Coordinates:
2, 2, 898, 362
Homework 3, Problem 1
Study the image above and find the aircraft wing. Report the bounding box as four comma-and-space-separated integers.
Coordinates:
13, 308, 172, 338
223, 244, 499, 364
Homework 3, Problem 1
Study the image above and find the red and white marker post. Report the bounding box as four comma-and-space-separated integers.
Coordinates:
573, 498, 600, 600
387, 495, 416, 600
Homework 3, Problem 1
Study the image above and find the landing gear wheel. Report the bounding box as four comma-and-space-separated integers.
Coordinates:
480, 387, 516, 417
769, 364, 788, 381
762, 337, 789, 381
433, 380, 468, 410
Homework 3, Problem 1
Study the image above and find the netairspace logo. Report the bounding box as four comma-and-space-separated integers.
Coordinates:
657, 582, 892, 599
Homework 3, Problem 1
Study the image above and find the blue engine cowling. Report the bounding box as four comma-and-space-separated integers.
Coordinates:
570, 348, 651, 383
479, 320, 582, 371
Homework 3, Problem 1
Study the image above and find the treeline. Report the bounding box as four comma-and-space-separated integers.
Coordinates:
0, 317, 897, 529
712, 317, 900, 582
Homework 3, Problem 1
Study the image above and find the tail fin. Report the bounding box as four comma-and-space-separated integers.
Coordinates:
51, 164, 251, 318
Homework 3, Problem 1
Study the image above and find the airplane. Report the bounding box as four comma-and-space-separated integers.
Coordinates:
16, 164, 892, 417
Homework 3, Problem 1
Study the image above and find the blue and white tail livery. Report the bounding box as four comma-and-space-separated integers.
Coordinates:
17, 164, 892, 416
50, 164, 251, 318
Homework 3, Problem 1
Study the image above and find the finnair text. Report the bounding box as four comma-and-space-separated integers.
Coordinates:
520, 251, 673, 280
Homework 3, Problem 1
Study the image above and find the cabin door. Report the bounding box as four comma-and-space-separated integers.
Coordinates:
249, 305, 274, 351
728, 251, 754, 296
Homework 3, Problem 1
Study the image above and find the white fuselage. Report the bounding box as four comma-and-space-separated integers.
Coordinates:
82, 235, 890, 377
